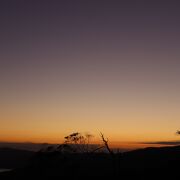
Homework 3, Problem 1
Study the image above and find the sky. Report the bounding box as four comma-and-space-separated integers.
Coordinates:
0, 0, 180, 146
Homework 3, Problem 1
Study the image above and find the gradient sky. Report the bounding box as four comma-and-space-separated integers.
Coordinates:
0, 0, 180, 145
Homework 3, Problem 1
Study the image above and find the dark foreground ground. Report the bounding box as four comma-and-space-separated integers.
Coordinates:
0, 145, 180, 179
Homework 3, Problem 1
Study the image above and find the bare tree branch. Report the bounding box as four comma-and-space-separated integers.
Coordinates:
100, 132, 114, 155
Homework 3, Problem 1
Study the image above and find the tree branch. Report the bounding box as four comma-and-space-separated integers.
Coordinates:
100, 132, 114, 155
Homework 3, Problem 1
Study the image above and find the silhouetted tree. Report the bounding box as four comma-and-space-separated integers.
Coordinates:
41, 132, 114, 154
63, 132, 103, 153
100, 132, 120, 176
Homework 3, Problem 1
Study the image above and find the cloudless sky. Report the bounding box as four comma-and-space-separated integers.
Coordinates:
0, 0, 180, 145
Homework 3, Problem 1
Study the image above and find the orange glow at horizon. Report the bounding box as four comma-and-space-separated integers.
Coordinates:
1, 96, 180, 147
1, 0, 180, 151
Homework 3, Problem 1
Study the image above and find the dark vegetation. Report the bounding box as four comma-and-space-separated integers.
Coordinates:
0, 132, 180, 178
0, 148, 34, 169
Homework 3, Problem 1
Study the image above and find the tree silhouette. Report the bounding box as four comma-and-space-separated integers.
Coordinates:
40, 131, 114, 154
63, 132, 104, 153
176, 130, 180, 135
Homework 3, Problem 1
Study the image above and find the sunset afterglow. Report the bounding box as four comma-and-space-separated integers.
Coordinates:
1, 1, 180, 148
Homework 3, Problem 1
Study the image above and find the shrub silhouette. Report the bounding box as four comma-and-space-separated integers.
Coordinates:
176, 130, 180, 135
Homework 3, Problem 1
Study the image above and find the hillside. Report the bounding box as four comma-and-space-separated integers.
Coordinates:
0, 148, 35, 169
0, 145, 180, 178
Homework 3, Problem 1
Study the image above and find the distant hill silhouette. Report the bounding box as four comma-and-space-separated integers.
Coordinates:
0, 142, 51, 151
0, 145, 180, 178
122, 146, 180, 169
